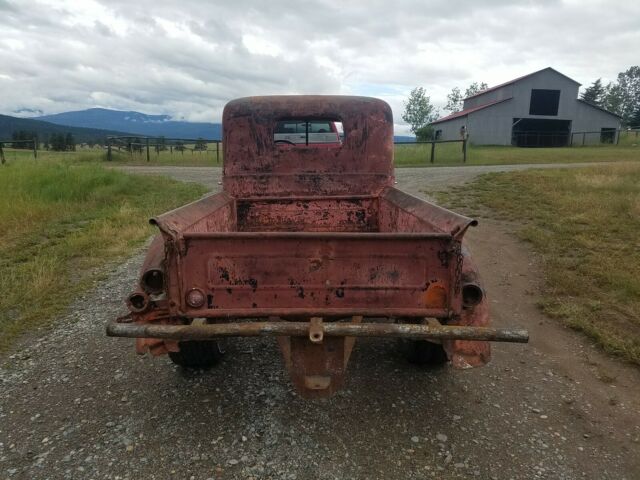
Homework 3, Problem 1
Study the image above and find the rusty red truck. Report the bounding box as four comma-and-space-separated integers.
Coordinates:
107, 96, 528, 398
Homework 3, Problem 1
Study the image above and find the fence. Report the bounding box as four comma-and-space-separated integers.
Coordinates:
106, 136, 222, 163
568, 128, 640, 147
511, 131, 570, 147
394, 139, 467, 164
0, 139, 38, 164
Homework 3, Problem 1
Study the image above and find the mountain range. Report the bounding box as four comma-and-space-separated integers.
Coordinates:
2, 107, 415, 143
37, 108, 222, 140
0, 114, 127, 144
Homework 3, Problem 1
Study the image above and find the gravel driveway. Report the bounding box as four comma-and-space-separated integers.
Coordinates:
112, 161, 619, 196
2, 163, 639, 479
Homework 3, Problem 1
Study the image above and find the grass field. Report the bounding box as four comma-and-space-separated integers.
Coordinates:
0, 160, 206, 351
441, 163, 640, 365
2, 130, 639, 167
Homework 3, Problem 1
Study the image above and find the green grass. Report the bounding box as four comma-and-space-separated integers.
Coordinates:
107, 146, 222, 166
0, 160, 207, 351
441, 163, 640, 365
5, 132, 637, 168
394, 141, 640, 167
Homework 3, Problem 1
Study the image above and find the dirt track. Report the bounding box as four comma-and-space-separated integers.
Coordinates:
1, 164, 639, 479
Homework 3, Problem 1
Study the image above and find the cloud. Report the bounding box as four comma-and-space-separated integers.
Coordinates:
0, 0, 638, 134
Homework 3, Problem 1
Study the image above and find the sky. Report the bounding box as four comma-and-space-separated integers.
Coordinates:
1, 0, 638, 135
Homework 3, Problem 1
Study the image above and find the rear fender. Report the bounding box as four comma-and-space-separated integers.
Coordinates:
442, 245, 491, 368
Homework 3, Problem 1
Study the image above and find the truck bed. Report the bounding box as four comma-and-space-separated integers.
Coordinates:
152, 187, 476, 319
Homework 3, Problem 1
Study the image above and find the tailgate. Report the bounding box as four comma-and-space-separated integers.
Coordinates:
175, 232, 458, 318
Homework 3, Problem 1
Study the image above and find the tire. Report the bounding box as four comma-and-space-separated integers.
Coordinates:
168, 340, 224, 368
401, 340, 448, 366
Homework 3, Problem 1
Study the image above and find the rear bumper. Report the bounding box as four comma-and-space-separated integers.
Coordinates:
106, 318, 528, 343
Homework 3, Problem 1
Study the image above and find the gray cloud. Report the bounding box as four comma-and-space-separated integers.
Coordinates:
0, 0, 638, 134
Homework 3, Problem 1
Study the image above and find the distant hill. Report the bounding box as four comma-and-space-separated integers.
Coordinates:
0, 114, 128, 144
32, 107, 413, 143
393, 136, 416, 142
37, 108, 222, 140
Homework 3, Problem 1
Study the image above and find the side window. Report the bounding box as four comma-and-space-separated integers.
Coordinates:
274, 118, 342, 147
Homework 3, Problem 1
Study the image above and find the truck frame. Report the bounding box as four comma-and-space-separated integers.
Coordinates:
107, 96, 528, 398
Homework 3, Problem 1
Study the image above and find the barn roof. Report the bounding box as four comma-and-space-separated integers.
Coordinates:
430, 97, 512, 125
576, 99, 623, 118
464, 67, 582, 101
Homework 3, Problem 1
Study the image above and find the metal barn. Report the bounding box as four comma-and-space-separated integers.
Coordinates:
430, 67, 621, 146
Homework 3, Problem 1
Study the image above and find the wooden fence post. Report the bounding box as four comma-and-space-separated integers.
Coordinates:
33, 139, 38, 159
430, 141, 435, 163
462, 139, 467, 163
216, 141, 220, 164
0, 142, 5, 165
582, 132, 586, 146
146, 138, 150, 162
107, 139, 112, 161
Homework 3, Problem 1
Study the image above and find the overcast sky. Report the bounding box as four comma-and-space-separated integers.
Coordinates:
1, 0, 638, 134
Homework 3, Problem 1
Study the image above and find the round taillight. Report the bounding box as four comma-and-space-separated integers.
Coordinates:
186, 288, 206, 308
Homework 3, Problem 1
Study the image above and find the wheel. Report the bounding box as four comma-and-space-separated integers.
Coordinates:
168, 340, 224, 368
400, 340, 448, 366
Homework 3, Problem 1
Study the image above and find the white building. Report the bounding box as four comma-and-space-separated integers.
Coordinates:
430, 67, 622, 146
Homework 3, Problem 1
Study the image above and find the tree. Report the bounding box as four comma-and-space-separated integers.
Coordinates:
615, 66, 640, 125
11, 130, 37, 149
65, 133, 76, 151
194, 138, 207, 151
580, 78, 605, 105
630, 106, 640, 127
49, 133, 66, 151
603, 82, 624, 116
444, 87, 463, 113
444, 82, 489, 113
155, 136, 167, 153
414, 125, 435, 141
464, 82, 488, 98
402, 87, 439, 135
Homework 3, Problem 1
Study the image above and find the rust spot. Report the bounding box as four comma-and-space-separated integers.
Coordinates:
218, 267, 230, 282
386, 270, 400, 282
423, 282, 447, 308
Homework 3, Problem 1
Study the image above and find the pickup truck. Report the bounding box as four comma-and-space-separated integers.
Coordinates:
107, 96, 528, 398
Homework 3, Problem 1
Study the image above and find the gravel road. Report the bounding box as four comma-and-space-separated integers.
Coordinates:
2, 163, 639, 479
112, 161, 620, 195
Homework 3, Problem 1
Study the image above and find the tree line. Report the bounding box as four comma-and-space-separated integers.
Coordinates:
580, 66, 640, 126
9, 130, 76, 151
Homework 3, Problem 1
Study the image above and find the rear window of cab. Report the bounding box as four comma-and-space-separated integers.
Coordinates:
274, 119, 343, 146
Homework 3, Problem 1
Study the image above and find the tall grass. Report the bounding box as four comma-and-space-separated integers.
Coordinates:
0, 160, 206, 351
5, 137, 637, 168
442, 163, 640, 364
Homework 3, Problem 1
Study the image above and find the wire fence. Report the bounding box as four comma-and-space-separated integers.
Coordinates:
106, 136, 222, 164
0, 139, 38, 164
394, 139, 467, 164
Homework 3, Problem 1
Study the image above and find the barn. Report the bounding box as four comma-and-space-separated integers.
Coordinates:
430, 67, 622, 146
